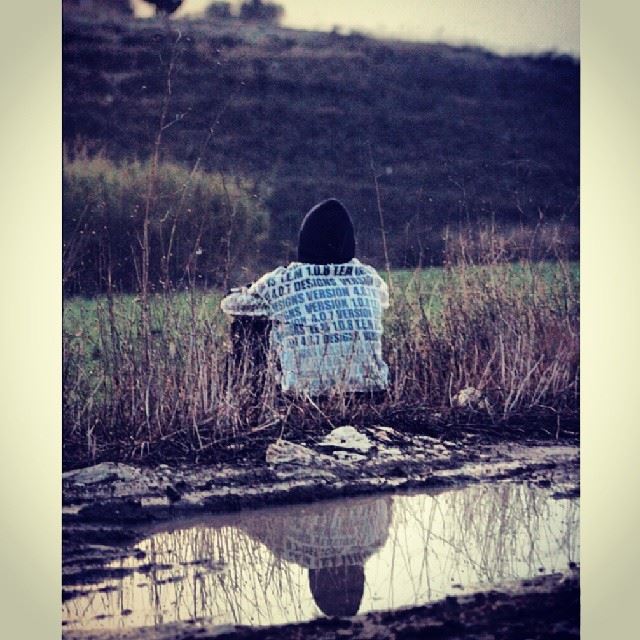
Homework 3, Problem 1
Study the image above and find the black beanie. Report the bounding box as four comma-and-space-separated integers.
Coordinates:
297, 198, 356, 264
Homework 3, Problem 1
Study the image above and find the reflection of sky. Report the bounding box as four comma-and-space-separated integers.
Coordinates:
131, 0, 579, 56
62, 484, 579, 632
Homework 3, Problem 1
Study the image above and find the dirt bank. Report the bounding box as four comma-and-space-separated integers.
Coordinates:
63, 426, 579, 640
64, 426, 578, 525
63, 571, 579, 640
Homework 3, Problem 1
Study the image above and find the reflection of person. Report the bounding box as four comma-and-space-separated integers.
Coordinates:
221, 199, 389, 395
309, 565, 365, 617
239, 495, 392, 617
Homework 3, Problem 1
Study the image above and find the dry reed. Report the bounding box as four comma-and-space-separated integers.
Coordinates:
63, 227, 579, 468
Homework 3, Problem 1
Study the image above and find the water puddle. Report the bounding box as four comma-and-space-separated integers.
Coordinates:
63, 482, 579, 632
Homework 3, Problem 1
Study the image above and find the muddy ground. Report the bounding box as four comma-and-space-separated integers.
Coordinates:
63, 424, 579, 639
64, 572, 579, 640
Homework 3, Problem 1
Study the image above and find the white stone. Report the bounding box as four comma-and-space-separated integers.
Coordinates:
62, 462, 143, 485
332, 450, 367, 463
266, 440, 321, 466
452, 387, 489, 410
318, 425, 373, 453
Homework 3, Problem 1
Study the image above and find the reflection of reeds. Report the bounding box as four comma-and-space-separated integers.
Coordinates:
62, 485, 578, 631
64, 525, 310, 630
372, 484, 579, 606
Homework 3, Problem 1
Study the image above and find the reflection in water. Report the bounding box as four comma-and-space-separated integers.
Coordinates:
241, 497, 391, 618
62, 484, 579, 632
309, 565, 364, 617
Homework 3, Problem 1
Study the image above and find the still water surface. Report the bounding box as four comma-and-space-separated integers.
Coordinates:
63, 482, 579, 631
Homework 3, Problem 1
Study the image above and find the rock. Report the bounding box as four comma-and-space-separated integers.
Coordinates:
452, 387, 490, 410
62, 462, 143, 485
266, 440, 329, 466
318, 425, 373, 453
332, 450, 367, 463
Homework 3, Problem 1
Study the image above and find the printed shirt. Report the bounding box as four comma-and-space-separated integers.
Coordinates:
221, 259, 389, 395
241, 495, 392, 569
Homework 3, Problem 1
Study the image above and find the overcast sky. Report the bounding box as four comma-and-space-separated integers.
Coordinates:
132, 0, 579, 57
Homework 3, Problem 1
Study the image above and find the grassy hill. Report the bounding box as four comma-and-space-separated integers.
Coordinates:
63, 12, 579, 275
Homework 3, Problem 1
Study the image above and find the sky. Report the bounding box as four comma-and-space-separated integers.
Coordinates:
132, 0, 580, 56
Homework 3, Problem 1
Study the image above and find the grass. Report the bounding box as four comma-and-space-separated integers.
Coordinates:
61, 13, 579, 471
63, 153, 270, 295
63, 13, 579, 270
63, 240, 579, 469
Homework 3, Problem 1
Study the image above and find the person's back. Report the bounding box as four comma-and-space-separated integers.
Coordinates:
221, 199, 389, 395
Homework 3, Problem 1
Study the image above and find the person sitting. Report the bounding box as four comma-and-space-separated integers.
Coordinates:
238, 494, 393, 618
221, 198, 389, 396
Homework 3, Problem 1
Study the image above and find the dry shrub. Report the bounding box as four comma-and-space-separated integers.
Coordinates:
384, 232, 579, 420
63, 153, 270, 295
63, 228, 579, 466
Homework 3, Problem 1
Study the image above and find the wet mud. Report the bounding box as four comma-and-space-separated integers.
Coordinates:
63, 572, 579, 640
64, 427, 578, 523
63, 426, 579, 639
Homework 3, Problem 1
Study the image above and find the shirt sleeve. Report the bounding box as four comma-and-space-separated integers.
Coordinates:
220, 289, 270, 316
219, 267, 284, 317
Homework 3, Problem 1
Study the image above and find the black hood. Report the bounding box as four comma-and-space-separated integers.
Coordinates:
308, 565, 365, 617
297, 198, 356, 264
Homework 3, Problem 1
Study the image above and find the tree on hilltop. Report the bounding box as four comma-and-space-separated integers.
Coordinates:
63, 0, 132, 16
205, 2, 233, 19
239, 0, 284, 24
142, 0, 183, 15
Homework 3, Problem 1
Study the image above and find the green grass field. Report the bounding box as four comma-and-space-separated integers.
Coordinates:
61, 11, 579, 469
64, 260, 578, 346
63, 258, 579, 468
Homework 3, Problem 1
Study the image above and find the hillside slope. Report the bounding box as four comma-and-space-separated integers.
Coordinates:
63, 14, 579, 266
